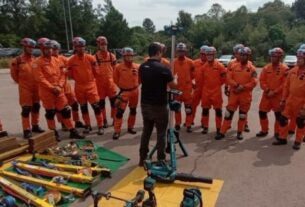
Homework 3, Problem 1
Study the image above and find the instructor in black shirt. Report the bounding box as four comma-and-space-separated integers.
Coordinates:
138, 42, 177, 166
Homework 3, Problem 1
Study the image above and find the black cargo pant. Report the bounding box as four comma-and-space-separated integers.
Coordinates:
139, 104, 169, 161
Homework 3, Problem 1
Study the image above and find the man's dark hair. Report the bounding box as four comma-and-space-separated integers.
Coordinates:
148, 42, 161, 57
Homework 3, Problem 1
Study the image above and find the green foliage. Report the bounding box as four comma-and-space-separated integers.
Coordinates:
142, 18, 155, 33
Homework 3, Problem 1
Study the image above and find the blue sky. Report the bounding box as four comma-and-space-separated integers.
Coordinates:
93, 0, 294, 30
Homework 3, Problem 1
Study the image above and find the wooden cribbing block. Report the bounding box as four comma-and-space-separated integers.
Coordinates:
0, 145, 29, 162
0, 137, 19, 153
29, 130, 58, 153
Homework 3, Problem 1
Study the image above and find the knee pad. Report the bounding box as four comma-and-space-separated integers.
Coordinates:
99, 99, 106, 109
224, 109, 234, 120
259, 111, 267, 119
116, 108, 124, 119
91, 102, 101, 115
80, 104, 89, 114
21, 106, 32, 118
71, 102, 79, 111
279, 115, 288, 127
32, 103, 40, 113
215, 108, 222, 117
201, 108, 209, 116
185, 105, 192, 115
110, 97, 116, 108
296, 117, 305, 129
239, 111, 247, 120
129, 107, 137, 115
45, 109, 56, 120
274, 112, 281, 121
61, 106, 72, 119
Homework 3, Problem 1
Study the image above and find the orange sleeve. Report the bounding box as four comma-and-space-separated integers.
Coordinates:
33, 61, 54, 90
190, 60, 195, 80
226, 68, 238, 87
219, 62, 227, 85
113, 65, 120, 85
66, 57, 73, 79
58, 67, 66, 88
244, 67, 257, 89
259, 67, 268, 91
274, 65, 288, 94
10, 58, 19, 83
282, 71, 291, 100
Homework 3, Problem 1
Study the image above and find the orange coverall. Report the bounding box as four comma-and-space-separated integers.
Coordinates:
113, 62, 140, 133
33, 56, 73, 130
258, 63, 288, 134
144, 56, 171, 68
173, 57, 195, 128
10, 54, 41, 131
221, 61, 257, 134
95, 51, 117, 123
67, 54, 103, 128
278, 67, 305, 143
192, 58, 205, 125
200, 60, 226, 130
53, 55, 81, 124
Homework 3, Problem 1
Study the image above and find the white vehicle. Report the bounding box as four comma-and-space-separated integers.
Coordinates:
283, 55, 297, 68
218, 55, 233, 67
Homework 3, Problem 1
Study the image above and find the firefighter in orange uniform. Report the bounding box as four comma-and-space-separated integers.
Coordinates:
50, 40, 84, 130
192, 45, 209, 126
273, 48, 305, 150
173, 42, 195, 132
216, 47, 257, 140
200, 47, 227, 134
67, 37, 104, 135
33, 38, 83, 140
256, 48, 288, 139
113, 47, 139, 139
10, 38, 44, 138
95, 36, 117, 128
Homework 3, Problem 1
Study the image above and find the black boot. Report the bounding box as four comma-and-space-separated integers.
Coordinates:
23, 130, 32, 139
97, 127, 104, 135
112, 132, 120, 140
0, 131, 8, 138
128, 128, 137, 134
69, 128, 85, 139
201, 127, 208, 134
215, 133, 225, 140
274, 133, 280, 140
292, 141, 301, 150
272, 138, 287, 145
61, 123, 68, 131
32, 125, 45, 133
256, 131, 268, 137
103, 119, 108, 128
244, 124, 250, 132
75, 121, 85, 128
175, 125, 180, 131
186, 126, 192, 133
237, 132, 244, 140
83, 125, 92, 134
288, 130, 295, 135
53, 129, 60, 141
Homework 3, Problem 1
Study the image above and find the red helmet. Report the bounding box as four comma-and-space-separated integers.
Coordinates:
50, 40, 61, 49
297, 48, 305, 58
20, 38, 36, 48
205, 46, 216, 55
72, 37, 86, 47
96, 36, 108, 45
176, 42, 187, 51
238, 47, 251, 55
269, 47, 284, 57
233, 44, 244, 53
122, 47, 134, 56
37, 38, 50, 48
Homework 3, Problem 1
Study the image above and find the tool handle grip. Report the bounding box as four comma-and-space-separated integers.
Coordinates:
175, 173, 213, 184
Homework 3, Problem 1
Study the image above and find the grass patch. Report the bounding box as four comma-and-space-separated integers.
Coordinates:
0, 58, 11, 69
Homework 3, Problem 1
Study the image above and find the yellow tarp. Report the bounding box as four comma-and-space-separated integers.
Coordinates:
95, 167, 224, 207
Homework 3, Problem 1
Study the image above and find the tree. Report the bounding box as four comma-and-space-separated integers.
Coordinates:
142, 18, 155, 33
207, 3, 226, 20
98, 0, 131, 48
177, 10, 193, 30
292, 0, 305, 20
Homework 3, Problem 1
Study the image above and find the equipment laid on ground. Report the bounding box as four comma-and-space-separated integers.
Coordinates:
0, 170, 89, 197
0, 137, 28, 164
20, 182, 46, 197
92, 190, 145, 207
180, 188, 203, 207
0, 176, 53, 207
145, 89, 213, 184
29, 131, 57, 153
0, 195, 16, 207
142, 176, 157, 207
